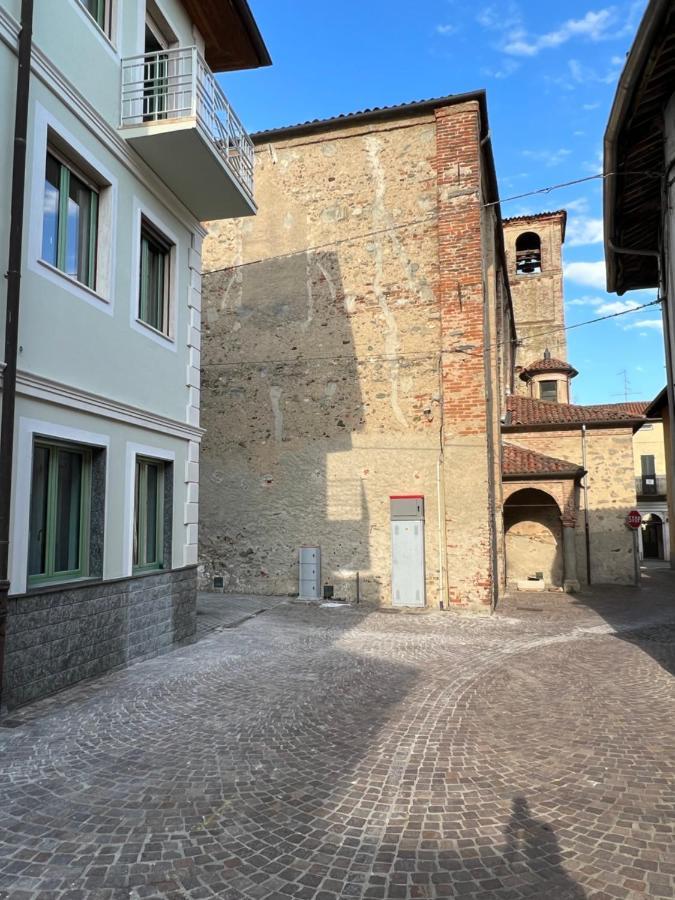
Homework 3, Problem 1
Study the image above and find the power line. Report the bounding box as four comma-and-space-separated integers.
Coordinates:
202, 170, 663, 278
201, 298, 661, 371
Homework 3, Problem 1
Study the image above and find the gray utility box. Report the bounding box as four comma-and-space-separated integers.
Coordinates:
390, 496, 425, 607
299, 546, 321, 599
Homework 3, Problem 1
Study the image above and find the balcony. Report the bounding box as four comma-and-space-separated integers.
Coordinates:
120, 47, 256, 221
635, 474, 668, 497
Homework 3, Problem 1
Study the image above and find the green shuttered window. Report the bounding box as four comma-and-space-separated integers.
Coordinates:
28, 442, 92, 586
139, 219, 172, 335
134, 459, 165, 572
42, 150, 99, 290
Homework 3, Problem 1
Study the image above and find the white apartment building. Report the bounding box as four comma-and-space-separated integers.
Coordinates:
0, 0, 269, 708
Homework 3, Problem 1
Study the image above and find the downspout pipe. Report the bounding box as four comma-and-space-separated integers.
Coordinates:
581, 425, 591, 586
0, 0, 34, 711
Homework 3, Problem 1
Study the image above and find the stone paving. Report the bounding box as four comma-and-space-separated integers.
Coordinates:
1, 571, 675, 900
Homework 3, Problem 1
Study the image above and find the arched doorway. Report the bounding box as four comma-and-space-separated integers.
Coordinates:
504, 488, 563, 588
642, 513, 665, 559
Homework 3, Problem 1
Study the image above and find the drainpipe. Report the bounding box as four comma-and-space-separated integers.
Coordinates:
0, 0, 34, 711
581, 425, 591, 585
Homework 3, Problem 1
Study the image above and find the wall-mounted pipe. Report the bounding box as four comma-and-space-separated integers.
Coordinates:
581, 424, 591, 585
0, 0, 34, 712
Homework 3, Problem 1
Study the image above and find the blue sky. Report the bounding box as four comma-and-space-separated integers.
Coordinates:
217, 0, 665, 405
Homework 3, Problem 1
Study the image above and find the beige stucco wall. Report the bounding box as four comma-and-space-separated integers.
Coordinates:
506, 427, 637, 585
633, 421, 667, 475
200, 105, 506, 609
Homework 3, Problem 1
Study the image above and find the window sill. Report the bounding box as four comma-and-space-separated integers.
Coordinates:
135, 317, 175, 345
74, 2, 119, 58
27, 575, 101, 594
38, 258, 110, 305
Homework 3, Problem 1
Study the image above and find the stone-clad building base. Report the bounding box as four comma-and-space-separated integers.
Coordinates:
3, 567, 197, 710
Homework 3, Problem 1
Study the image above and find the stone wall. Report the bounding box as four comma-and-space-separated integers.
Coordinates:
201, 102, 507, 610
505, 428, 637, 584
3, 567, 196, 709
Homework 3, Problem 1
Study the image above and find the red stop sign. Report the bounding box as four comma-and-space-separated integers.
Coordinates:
626, 510, 642, 529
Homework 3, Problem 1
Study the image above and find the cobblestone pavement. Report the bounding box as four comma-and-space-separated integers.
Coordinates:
195, 594, 288, 638
1, 571, 675, 900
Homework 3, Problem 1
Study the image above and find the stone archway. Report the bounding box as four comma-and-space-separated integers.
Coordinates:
504, 488, 564, 589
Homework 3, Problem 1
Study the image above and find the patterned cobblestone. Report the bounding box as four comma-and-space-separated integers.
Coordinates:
1, 571, 674, 899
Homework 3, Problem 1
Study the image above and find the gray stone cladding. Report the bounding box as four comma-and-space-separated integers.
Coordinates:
3, 567, 196, 709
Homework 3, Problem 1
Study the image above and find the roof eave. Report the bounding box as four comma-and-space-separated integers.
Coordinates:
603, 0, 670, 294
503, 470, 584, 482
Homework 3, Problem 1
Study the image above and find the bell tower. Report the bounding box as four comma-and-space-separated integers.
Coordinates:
502, 211, 567, 395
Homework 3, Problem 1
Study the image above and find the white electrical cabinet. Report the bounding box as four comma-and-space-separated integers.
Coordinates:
390, 496, 425, 607
299, 546, 321, 599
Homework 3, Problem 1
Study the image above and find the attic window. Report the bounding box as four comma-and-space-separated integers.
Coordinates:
539, 380, 557, 402
516, 232, 542, 275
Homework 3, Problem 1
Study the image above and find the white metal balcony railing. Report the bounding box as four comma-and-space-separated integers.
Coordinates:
120, 46, 255, 200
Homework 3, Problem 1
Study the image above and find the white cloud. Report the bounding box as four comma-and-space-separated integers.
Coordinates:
522, 147, 572, 167
565, 197, 590, 213
582, 102, 601, 110
503, 9, 618, 57
566, 216, 604, 246
567, 55, 623, 86
564, 260, 607, 289
623, 318, 663, 331
436, 24, 457, 36
595, 299, 640, 315
481, 58, 521, 79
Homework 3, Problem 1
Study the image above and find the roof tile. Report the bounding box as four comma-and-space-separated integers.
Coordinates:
506, 395, 649, 426
502, 443, 583, 477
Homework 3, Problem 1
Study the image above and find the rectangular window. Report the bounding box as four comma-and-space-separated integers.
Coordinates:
134, 458, 165, 571
79, 0, 108, 32
42, 150, 98, 289
539, 380, 558, 403
139, 219, 172, 335
28, 441, 91, 585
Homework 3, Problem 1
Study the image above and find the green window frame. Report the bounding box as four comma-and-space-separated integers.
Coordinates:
79, 0, 108, 32
133, 458, 165, 572
42, 149, 99, 290
139, 219, 172, 335
27, 441, 92, 587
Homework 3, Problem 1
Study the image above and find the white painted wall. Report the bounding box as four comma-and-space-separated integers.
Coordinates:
0, 0, 218, 592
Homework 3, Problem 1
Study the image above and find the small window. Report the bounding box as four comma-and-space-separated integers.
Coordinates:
139, 218, 172, 335
134, 458, 165, 571
79, 0, 109, 33
42, 150, 99, 289
28, 441, 92, 585
539, 380, 558, 403
515, 231, 541, 275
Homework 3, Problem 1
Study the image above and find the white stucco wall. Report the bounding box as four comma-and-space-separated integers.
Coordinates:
0, 0, 210, 592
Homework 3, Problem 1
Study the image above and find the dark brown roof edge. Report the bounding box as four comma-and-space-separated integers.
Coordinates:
503, 469, 583, 481
251, 90, 488, 142
645, 386, 668, 418
502, 418, 649, 433
603, 0, 670, 294
232, 0, 272, 68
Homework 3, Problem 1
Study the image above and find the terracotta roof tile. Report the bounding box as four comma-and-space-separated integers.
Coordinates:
502, 210, 567, 224
519, 356, 579, 379
502, 443, 583, 477
506, 395, 650, 426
